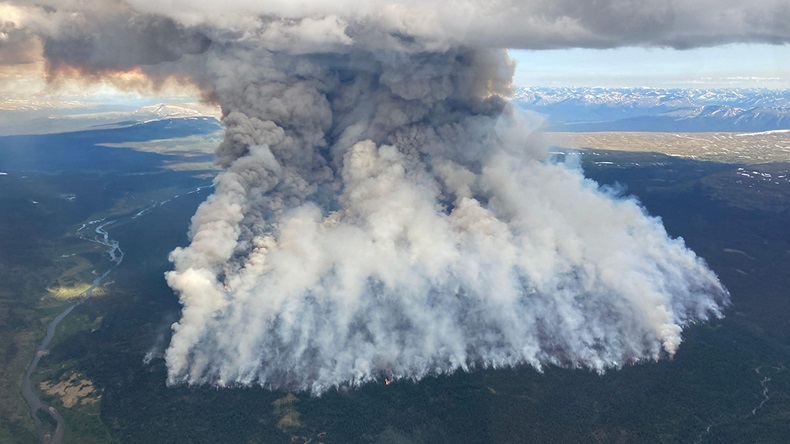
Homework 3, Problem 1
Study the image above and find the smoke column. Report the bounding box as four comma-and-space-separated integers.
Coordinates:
12, 0, 790, 393
162, 45, 728, 393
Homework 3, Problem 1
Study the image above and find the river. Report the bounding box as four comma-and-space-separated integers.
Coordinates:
21, 220, 123, 444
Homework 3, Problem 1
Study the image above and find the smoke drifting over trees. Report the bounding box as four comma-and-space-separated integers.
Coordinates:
4, 0, 782, 393
162, 46, 729, 393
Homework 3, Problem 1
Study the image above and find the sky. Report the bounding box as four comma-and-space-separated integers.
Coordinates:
4, 44, 787, 107
510, 44, 790, 89
3, 44, 787, 105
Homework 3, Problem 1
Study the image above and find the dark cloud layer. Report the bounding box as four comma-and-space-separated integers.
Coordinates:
3, 0, 789, 74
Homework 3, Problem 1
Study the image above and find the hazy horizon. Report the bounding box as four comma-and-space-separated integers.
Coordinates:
510, 44, 790, 90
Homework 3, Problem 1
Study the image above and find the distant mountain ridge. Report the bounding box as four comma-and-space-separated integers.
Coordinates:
514, 87, 790, 132
0, 100, 222, 136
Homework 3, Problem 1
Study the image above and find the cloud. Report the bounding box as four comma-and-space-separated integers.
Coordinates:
0, 0, 210, 91
2, 0, 788, 73
123, 0, 790, 50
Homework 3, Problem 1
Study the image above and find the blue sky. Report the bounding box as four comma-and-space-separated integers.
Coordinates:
510, 44, 790, 89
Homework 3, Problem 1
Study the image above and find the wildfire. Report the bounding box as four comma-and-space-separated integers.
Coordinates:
384, 378, 391, 386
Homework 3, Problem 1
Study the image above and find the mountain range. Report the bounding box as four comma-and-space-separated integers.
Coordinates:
2, 88, 789, 136
514, 87, 790, 132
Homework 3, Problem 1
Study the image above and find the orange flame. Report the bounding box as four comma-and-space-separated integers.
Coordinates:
384, 378, 391, 385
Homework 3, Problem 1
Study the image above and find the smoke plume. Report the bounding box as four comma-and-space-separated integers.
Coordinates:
8, 0, 785, 393
162, 46, 728, 392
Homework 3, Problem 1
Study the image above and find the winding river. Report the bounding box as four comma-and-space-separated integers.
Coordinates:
20, 183, 212, 443
21, 220, 123, 444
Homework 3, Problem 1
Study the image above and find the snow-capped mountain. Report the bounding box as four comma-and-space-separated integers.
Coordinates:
0, 100, 221, 136
514, 87, 790, 110
514, 87, 790, 132
132, 103, 221, 120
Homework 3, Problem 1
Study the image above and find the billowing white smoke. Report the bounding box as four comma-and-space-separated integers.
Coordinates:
164, 47, 727, 393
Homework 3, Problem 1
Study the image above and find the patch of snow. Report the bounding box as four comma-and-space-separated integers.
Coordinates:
736, 129, 790, 136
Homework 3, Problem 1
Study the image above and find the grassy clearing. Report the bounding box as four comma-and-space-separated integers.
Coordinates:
98, 131, 222, 173
33, 362, 113, 444
548, 131, 790, 165
40, 373, 100, 408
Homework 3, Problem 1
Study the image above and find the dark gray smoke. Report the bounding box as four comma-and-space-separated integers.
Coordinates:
8, 0, 782, 393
